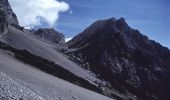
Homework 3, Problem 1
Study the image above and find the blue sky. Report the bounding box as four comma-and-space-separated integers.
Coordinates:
56, 0, 170, 48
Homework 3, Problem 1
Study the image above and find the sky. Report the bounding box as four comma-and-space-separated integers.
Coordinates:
9, 0, 170, 48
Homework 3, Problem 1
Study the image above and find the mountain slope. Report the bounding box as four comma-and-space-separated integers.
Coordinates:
0, 0, 115, 99
0, 48, 113, 100
1, 0, 170, 99
1, 26, 102, 84
67, 17, 170, 100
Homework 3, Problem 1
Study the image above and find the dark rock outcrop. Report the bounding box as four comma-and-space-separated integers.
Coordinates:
67, 17, 170, 100
0, 0, 19, 33
34, 28, 65, 44
0, 9, 7, 33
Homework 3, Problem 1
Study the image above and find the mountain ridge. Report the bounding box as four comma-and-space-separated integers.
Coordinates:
0, 0, 116, 99
0, 0, 19, 29
33, 28, 65, 44
67, 17, 170, 100
0, 0, 170, 99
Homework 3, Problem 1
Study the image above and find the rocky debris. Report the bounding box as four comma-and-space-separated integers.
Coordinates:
0, 42, 114, 100
72, 96, 77, 99
58, 96, 64, 100
34, 28, 65, 44
67, 17, 170, 100
0, 0, 19, 34
0, 72, 45, 100
0, 41, 106, 99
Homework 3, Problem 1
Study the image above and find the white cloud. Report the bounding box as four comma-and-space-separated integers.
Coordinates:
9, 0, 70, 28
65, 37, 72, 42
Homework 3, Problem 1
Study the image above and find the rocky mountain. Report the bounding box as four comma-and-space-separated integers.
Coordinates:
0, 0, 19, 33
0, 0, 114, 100
67, 17, 170, 100
33, 28, 65, 44
1, 0, 170, 100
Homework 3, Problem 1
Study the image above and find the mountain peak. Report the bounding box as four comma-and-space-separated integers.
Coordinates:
67, 17, 170, 99
33, 28, 65, 44
0, 0, 19, 25
68, 17, 130, 48
118, 17, 126, 22
117, 17, 128, 31
0, 0, 19, 33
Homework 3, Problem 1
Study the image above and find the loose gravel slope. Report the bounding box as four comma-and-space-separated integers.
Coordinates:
0, 49, 113, 100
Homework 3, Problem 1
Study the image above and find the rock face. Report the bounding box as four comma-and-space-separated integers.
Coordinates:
34, 28, 65, 44
0, 9, 7, 33
0, 0, 19, 33
67, 17, 170, 100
